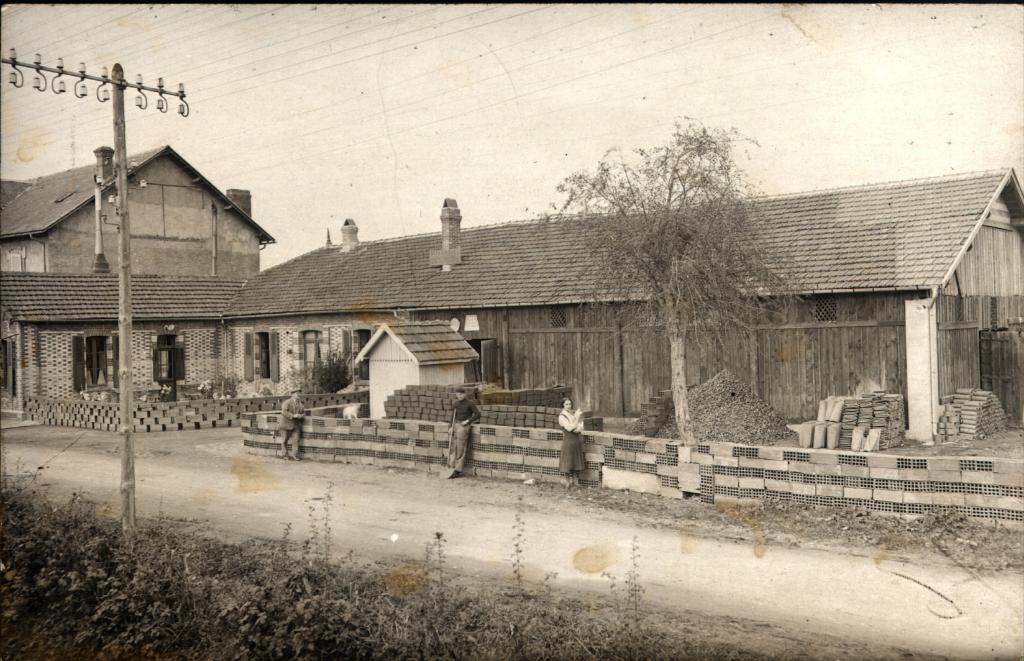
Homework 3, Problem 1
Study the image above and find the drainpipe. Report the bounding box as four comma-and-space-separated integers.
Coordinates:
924, 287, 940, 445
211, 201, 218, 276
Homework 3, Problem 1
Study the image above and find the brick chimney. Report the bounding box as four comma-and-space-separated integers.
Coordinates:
93, 146, 114, 183
225, 189, 252, 216
429, 198, 463, 271
340, 218, 359, 252
91, 146, 112, 273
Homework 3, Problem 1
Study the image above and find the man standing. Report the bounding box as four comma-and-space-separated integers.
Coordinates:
445, 386, 480, 478
278, 388, 305, 461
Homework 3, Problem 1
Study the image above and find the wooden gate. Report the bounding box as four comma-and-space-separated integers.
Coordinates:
980, 328, 1023, 427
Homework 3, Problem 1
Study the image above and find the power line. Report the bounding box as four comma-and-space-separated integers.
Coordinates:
57, 5, 697, 156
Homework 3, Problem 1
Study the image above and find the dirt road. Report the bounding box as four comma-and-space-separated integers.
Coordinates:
3, 424, 1022, 660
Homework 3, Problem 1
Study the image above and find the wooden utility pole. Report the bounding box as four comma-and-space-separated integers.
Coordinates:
112, 63, 136, 540
1, 50, 189, 542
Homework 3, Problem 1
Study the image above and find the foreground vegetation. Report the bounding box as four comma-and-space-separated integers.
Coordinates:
1, 488, 774, 661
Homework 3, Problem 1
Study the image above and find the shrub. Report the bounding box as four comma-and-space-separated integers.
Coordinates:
311, 351, 352, 394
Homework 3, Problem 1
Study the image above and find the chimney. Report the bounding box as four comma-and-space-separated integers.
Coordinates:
340, 218, 359, 252
225, 189, 252, 217
93, 146, 114, 183
325, 228, 333, 247
91, 146, 112, 273
429, 198, 463, 272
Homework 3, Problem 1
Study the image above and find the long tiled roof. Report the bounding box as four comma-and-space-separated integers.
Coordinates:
359, 321, 478, 365
225, 169, 1016, 317
0, 273, 246, 321
756, 169, 1014, 291
0, 145, 274, 242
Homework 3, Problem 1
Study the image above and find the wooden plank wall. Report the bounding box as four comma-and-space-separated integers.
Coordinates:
413, 293, 913, 420
755, 324, 906, 421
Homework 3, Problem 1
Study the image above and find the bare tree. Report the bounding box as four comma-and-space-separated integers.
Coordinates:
557, 122, 787, 442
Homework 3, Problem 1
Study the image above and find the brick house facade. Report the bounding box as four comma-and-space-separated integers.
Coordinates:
0, 273, 242, 413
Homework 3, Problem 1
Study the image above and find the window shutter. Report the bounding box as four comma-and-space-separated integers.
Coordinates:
318, 332, 329, 365
174, 336, 186, 381
269, 331, 280, 382
111, 334, 120, 389
72, 335, 85, 393
342, 328, 352, 356
243, 332, 254, 381
151, 336, 160, 382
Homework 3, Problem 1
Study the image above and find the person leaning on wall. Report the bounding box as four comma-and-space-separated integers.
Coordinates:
445, 386, 481, 479
558, 398, 586, 489
277, 387, 306, 461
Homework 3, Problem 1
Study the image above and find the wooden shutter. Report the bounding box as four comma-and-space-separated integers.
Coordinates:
72, 335, 86, 393
318, 331, 329, 364
111, 333, 120, 389
151, 335, 160, 382
342, 328, 352, 356
174, 336, 186, 382
243, 332, 254, 381
269, 331, 280, 382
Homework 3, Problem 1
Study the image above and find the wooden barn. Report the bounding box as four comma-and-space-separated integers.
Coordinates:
220, 169, 1023, 439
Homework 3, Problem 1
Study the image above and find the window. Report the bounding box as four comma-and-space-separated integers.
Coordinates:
244, 331, 278, 382
550, 307, 568, 328
354, 329, 371, 380
813, 295, 837, 322
301, 330, 322, 386
255, 332, 271, 379
0, 338, 12, 393
85, 336, 109, 387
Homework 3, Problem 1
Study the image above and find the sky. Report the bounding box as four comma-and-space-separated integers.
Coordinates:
1, 4, 1022, 269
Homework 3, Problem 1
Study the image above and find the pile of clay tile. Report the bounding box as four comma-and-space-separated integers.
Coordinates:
837, 392, 905, 450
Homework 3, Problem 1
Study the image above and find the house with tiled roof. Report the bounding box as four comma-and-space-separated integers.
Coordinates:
0, 273, 244, 411
221, 169, 1023, 440
0, 145, 273, 277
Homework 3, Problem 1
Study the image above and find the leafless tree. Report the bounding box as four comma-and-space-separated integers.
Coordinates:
557, 122, 788, 442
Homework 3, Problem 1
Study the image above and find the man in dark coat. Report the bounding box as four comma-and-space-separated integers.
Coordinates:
278, 388, 305, 460
446, 387, 480, 478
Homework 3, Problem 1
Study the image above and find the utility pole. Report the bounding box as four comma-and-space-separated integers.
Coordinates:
111, 63, 136, 539
3, 50, 189, 541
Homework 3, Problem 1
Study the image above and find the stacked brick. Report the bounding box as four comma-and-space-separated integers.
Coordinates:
24, 391, 367, 433
837, 393, 905, 450
383, 384, 596, 429
693, 442, 1022, 522
943, 389, 1007, 441
638, 390, 673, 437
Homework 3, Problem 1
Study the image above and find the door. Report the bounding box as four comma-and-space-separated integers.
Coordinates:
981, 328, 1023, 427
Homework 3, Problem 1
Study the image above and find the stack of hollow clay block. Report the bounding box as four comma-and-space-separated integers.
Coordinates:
943, 389, 1007, 441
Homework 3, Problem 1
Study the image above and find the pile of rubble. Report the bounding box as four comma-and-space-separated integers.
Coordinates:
652, 370, 794, 445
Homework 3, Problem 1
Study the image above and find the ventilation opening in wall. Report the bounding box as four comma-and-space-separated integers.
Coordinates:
989, 298, 999, 329
550, 307, 568, 328
813, 295, 837, 322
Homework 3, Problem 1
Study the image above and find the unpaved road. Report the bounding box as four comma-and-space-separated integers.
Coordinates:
2, 424, 1022, 660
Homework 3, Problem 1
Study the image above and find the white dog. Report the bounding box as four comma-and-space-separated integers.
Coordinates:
342, 404, 361, 420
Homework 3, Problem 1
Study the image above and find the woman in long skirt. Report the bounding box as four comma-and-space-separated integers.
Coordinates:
558, 398, 586, 489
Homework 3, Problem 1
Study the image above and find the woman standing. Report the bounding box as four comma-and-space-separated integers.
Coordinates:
558, 398, 586, 489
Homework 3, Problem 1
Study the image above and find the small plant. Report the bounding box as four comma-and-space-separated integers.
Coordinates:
511, 495, 526, 591
430, 531, 447, 587
625, 536, 644, 622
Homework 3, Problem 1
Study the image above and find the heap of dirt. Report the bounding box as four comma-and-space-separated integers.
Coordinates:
655, 370, 795, 445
